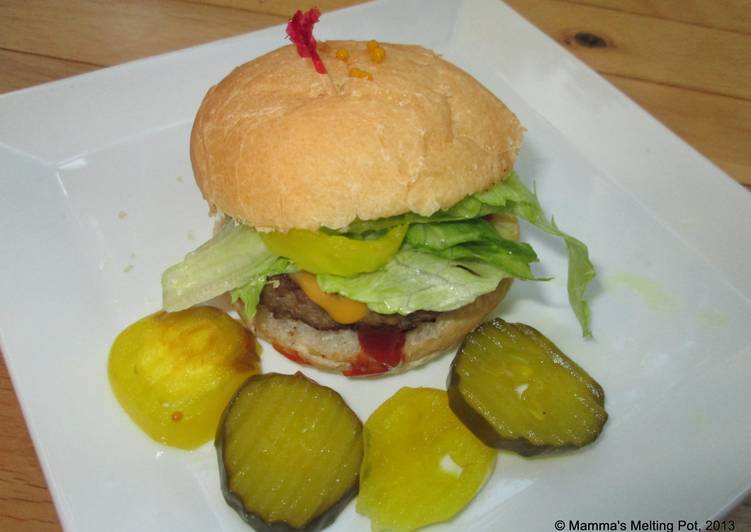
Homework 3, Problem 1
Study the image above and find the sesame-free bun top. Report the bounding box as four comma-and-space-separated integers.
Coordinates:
191, 41, 523, 232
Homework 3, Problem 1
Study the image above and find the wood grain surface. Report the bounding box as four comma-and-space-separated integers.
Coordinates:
503, 0, 751, 186
0, 1, 749, 531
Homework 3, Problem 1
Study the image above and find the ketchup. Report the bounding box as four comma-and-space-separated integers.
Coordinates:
273, 343, 310, 366
344, 327, 405, 377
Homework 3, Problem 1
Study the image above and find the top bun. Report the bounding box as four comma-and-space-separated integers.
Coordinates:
191, 41, 523, 232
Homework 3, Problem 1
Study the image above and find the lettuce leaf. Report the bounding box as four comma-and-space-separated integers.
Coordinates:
230, 257, 295, 318
162, 221, 292, 314
343, 174, 531, 234
405, 220, 540, 280
317, 249, 510, 315
493, 175, 596, 337
342, 172, 595, 336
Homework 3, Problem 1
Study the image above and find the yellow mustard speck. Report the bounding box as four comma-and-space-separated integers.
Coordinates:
335, 48, 349, 61
370, 45, 385, 64
367, 40, 386, 63
349, 67, 373, 81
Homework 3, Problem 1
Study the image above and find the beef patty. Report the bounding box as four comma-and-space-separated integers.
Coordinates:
259, 274, 439, 331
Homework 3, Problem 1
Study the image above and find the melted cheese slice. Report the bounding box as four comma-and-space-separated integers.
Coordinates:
290, 272, 369, 324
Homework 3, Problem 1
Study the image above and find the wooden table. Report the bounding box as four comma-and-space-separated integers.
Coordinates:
1, 1, 749, 531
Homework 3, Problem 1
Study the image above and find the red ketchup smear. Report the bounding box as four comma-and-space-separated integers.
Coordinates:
344, 327, 406, 377
286, 8, 327, 74
273, 343, 310, 366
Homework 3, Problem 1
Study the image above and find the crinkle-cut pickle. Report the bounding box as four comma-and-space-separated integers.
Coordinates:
357, 387, 495, 532
448, 319, 607, 456
216, 372, 363, 532
108, 307, 259, 450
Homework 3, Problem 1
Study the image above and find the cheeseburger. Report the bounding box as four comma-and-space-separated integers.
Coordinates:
162, 36, 594, 376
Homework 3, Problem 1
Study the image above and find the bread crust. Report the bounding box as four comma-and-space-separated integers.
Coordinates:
191, 41, 523, 232
243, 278, 512, 375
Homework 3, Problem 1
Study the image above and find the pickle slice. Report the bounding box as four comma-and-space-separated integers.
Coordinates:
108, 307, 259, 449
357, 387, 495, 532
216, 373, 363, 531
448, 319, 607, 455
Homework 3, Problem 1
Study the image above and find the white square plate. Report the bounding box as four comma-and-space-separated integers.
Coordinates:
2, 1, 750, 531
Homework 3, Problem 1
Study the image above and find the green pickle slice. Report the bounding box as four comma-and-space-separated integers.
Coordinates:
216, 373, 363, 532
357, 387, 496, 532
449, 319, 607, 455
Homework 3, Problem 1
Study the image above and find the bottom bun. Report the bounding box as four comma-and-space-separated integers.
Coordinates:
242, 278, 512, 376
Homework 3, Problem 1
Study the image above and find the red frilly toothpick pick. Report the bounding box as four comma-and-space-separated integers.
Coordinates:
286, 8, 327, 74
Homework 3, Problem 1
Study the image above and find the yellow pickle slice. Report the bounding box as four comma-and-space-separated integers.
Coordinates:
357, 387, 496, 532
108, 306, 259, 449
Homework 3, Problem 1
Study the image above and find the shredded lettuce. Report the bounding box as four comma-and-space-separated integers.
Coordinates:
317, 249, 510, 315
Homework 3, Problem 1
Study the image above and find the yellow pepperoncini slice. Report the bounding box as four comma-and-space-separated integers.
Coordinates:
261, 225, 408, 277
108, 307, 259, 450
